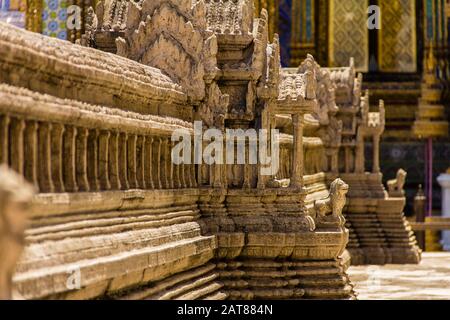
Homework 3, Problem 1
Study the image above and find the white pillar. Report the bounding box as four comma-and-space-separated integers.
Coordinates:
437, 174, 450, 251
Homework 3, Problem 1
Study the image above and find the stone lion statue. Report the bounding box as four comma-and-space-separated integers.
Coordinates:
0, 166, 34, 299
314, 178, 349, 228
387, 168, 407, 197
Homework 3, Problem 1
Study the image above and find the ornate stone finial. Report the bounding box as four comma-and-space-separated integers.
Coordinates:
299, 54, 317, 100
387, 169, 407, 197
0, 165, 35, 300
415, 184, 425, 198
314, 178, 349, 228
252, 8, 269, 77
266, 33, 281, 88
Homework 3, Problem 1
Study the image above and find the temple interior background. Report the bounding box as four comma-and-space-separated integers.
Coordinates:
2, 0, 450, 216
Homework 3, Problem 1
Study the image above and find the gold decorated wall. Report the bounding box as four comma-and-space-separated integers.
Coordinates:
25, 0, 42, 33
290, 0, 315, 66
328, 0, 369, 72
378, 0, 417, 73
264, 0, 424, 75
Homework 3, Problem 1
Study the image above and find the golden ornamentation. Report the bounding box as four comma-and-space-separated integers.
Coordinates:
328, 0, 369, 72
378, 0, 417, 72
413, 44, 449, 138
25, 0, 42, 33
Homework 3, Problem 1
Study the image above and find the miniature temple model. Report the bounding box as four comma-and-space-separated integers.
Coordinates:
0, 0, 446, 301
0, 0, 356, 300
327, 61, 421, 265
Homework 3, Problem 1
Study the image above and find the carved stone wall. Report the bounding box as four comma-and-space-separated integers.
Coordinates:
0, 21, 220, 300
0, 0, 356, 300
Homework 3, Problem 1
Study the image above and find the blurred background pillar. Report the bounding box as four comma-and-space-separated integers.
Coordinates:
414, 185, 426, 250
437, 172, 450, 250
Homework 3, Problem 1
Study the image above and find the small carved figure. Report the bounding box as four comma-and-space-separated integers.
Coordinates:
314, 178, 349, 228
0, 166, 34, 299
387, 169, 407, 197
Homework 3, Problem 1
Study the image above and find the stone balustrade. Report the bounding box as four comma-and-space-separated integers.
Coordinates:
0, 84, 197, 193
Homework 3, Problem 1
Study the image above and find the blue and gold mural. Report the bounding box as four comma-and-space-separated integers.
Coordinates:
254, 0, 448, 74
42, 0, 67, 40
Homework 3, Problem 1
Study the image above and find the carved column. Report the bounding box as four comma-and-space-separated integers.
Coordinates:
190, 140, 197, 187
243, 139, 252, 189
127, 134, 138, 189
98, 130, 111, 190
372, 135, 380, 173
51, 123, 65, 192
10, 118, 25, 176
62, 126, 78, 192
87, 129, 100, 191
76, 128, 90, 191
167, 137, 174, 189
174, 150, 181, 189
154, 137, 162, 189
160, 137, 169, 189
25, 121, 39, 190
108, 132, 121, 190
331, 149, 339, 174
118, 133, 129, 190
344, 147, 351, 173
136, 136, 146, 189
290, 113, 304, 188
355, 135, 365, 173
144, 137, 154, 189
0, 115, 9, 165
38, 123, 54, 193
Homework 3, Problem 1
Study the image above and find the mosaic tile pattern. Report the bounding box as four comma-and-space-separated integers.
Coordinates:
42, 0, 67, 40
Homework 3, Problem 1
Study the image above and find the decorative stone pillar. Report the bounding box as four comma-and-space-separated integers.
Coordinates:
437, 173, 450, 251
290, 113, 303, 188
354, 136, 365, 174
372, 135, 380, 173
